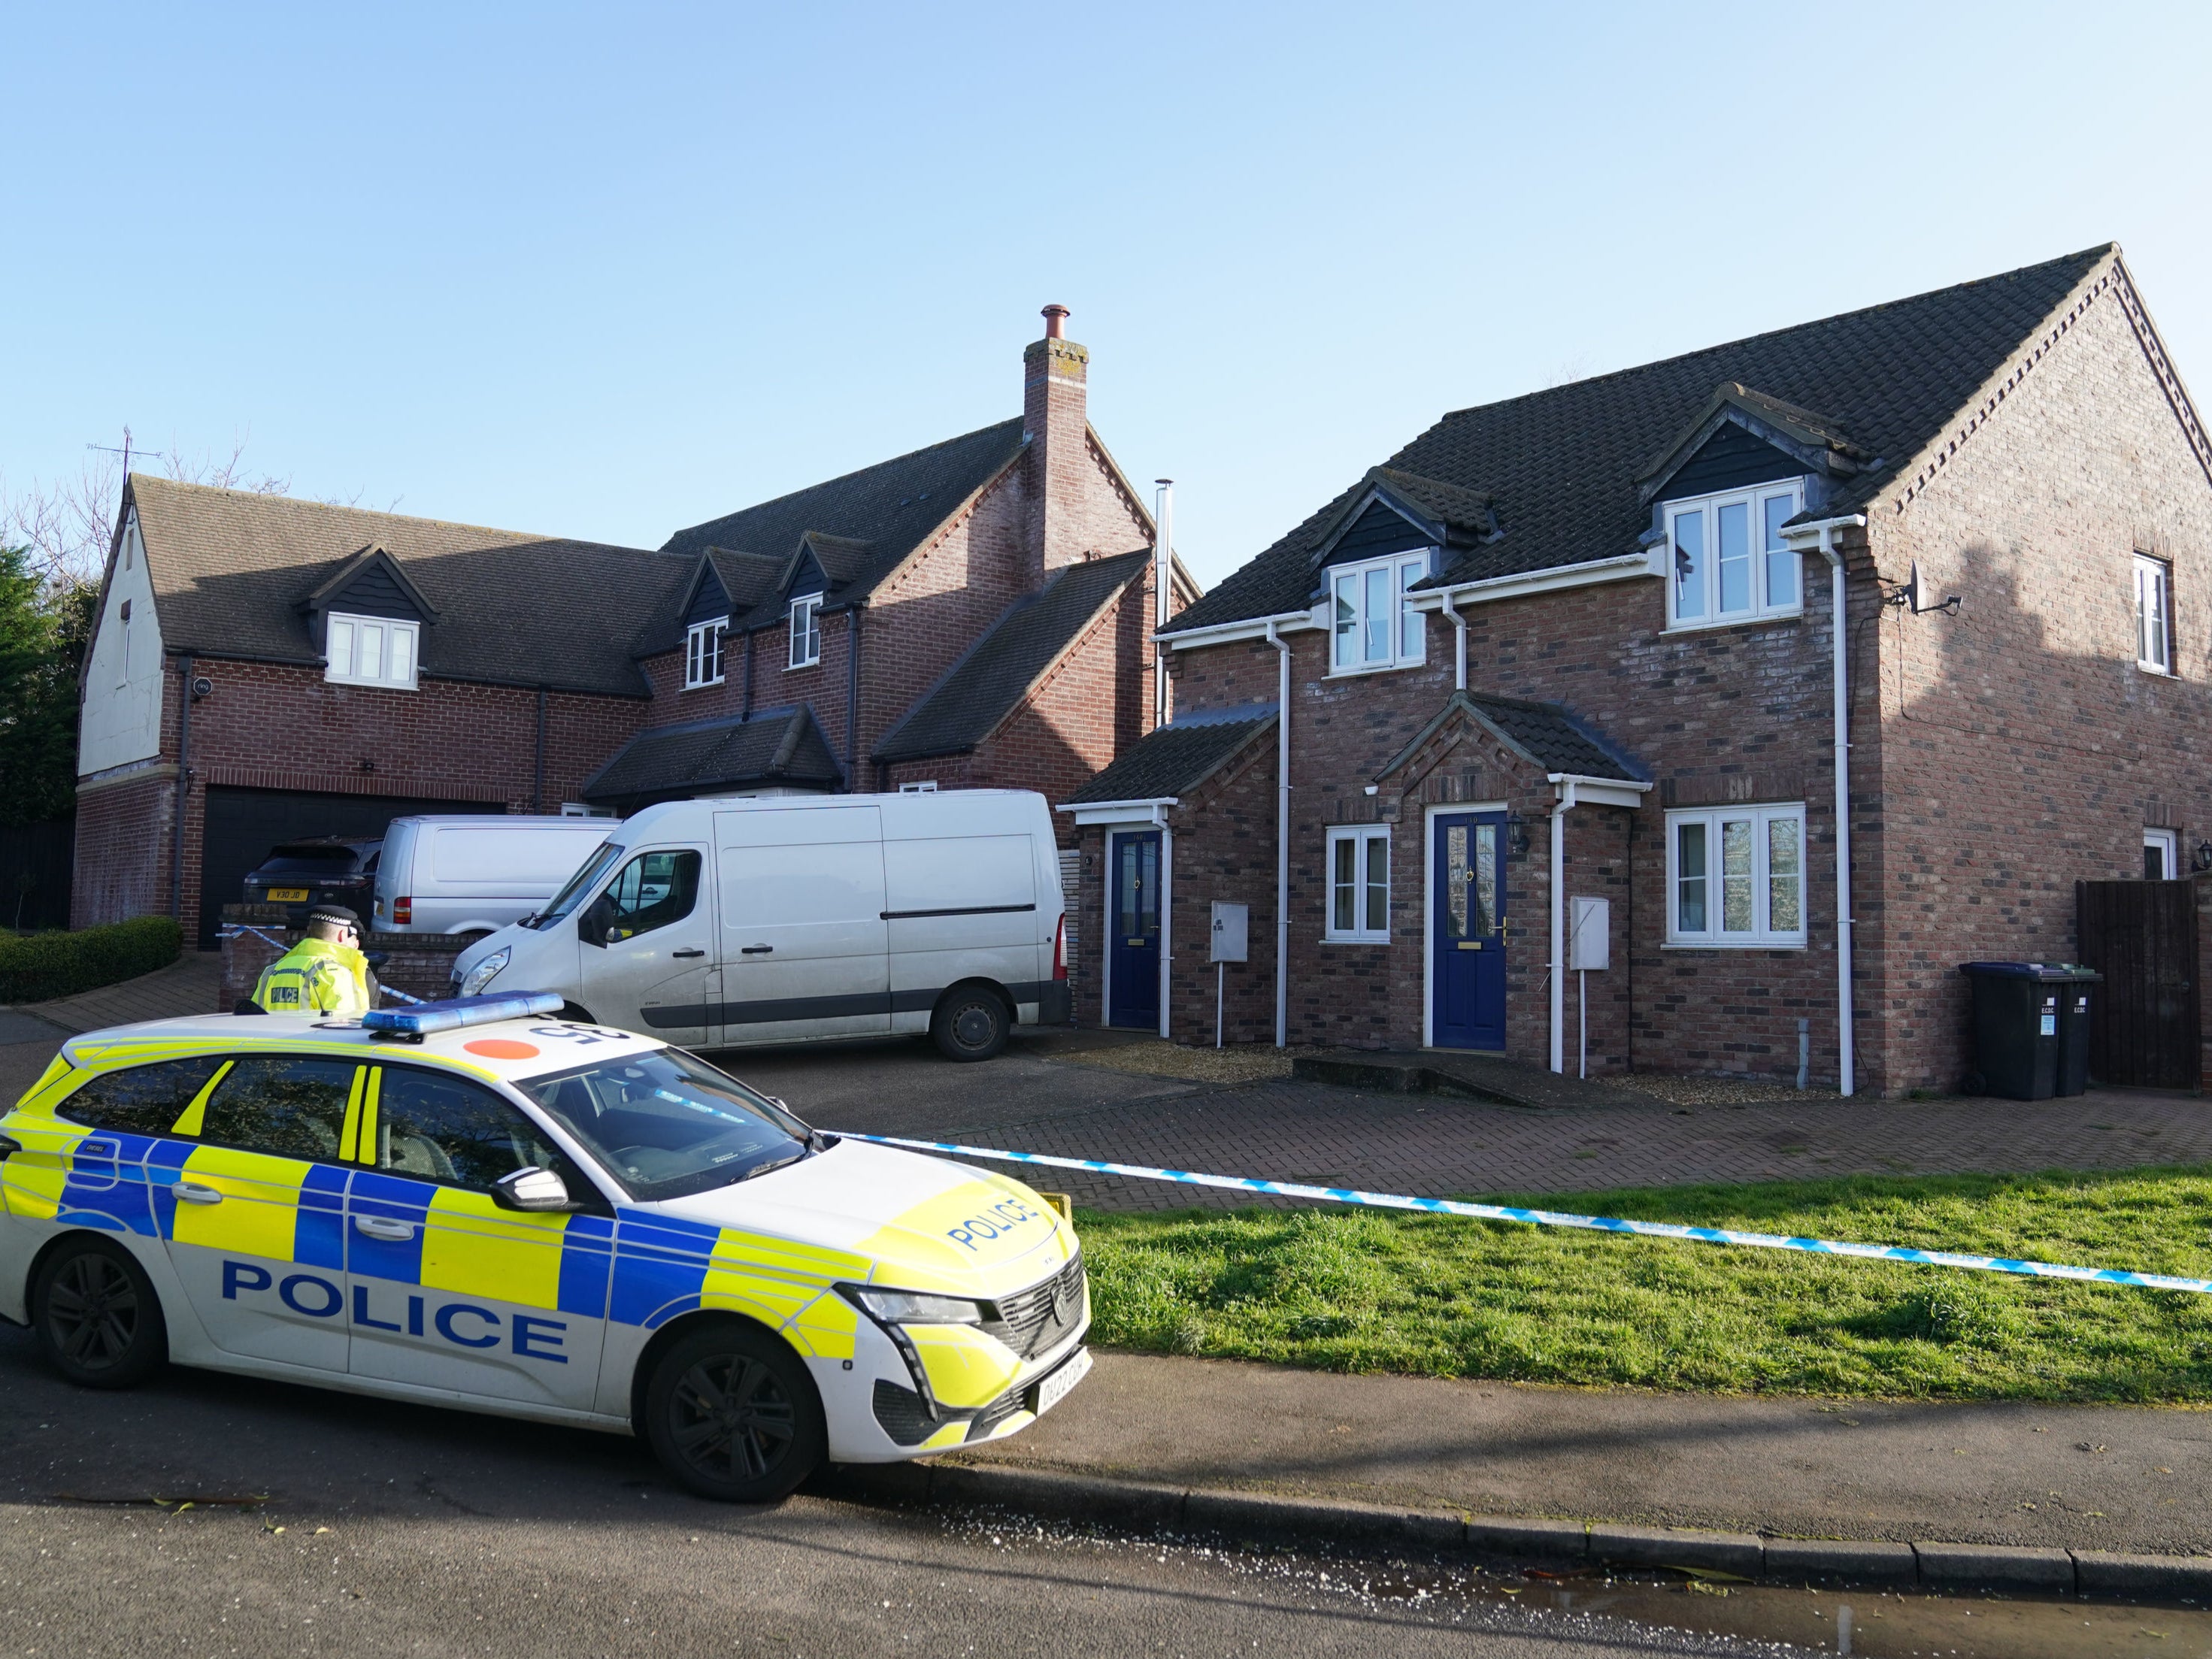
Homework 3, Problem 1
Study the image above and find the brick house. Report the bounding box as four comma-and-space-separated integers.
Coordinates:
73, 307, 1192, 948
1065, 244, 2212, 1095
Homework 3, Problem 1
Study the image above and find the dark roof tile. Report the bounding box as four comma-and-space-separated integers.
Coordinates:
875, 550, 1151, 761
1062, 703, 1277, 804
1168, 246, 2113, 634
578, 707, 841, 805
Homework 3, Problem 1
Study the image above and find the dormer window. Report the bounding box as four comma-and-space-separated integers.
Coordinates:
686, 617, 727, 689
1328, 552, 1432, 674
326, 613, 419, 689
1664, 482, 1804, 630
789, 593, 823, 669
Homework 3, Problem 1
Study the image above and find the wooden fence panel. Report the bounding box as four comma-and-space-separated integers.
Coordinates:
2078, 879, 2199, 1088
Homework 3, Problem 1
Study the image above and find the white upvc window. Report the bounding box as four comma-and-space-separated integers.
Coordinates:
2135, 554, 2172, 674
326, 612, 420, 690
1666, 803, 1805, 947
1329, 551, 1432, 673
1325, 825, 1391, 941
685, 616, 727, 689
2144, 827, 2180, 880
789, 593, 823, 668
1664, 481, 1804, 629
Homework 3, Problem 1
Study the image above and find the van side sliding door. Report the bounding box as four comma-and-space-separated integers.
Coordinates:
714, 807, 889, 1044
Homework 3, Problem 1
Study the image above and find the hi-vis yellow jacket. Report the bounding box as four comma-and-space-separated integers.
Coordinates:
252, 937, 372, 1016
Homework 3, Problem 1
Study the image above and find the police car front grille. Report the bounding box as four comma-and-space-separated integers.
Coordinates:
871, 1379, 936, 1447
987, 1252, 1086, 1361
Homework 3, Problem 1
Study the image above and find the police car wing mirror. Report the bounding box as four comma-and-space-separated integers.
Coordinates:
492, 1166, 571, 1212
0, 1133, 19, 1162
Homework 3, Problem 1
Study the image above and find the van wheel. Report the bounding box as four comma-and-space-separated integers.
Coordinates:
932, 985, 1011, 1062
643, 1323, 825, 1503
32, 1236, 167, 1389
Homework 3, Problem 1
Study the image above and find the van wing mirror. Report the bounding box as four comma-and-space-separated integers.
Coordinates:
492, 1166, 571, 1211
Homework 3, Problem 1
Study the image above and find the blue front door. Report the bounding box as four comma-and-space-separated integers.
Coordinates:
1432, 812, 1506, 1049
1108, 830, 1161, 1029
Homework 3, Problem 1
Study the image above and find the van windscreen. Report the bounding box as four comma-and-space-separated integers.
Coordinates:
529, 842, 622, 928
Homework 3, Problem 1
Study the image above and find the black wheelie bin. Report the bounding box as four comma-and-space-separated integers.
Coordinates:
1958, 961, 2097, 1100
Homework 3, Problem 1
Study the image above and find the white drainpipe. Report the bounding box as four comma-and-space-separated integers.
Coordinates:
1265, 620, 1293, 1048
1805, 514, 1868, 1096
1153, 480, 1174, 730
1442, 590, 1467, 691
1550, 777, 1576, 1073
1156, 808, 1173, 1043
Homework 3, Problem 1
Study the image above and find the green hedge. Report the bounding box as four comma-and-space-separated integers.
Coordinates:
0, 916, 183, 1004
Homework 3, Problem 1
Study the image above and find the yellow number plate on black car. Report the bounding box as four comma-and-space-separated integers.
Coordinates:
266, 888, 310, 901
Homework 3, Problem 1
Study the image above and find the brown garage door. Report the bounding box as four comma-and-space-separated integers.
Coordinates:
198, 787, 498, 949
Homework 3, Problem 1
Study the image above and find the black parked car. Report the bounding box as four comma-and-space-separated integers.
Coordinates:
241, 838, 383, 928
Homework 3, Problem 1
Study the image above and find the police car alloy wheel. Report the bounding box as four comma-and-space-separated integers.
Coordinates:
645, 1321, 826, 1503
931, 987, 1010, 1062
34, 1237, 168, 1388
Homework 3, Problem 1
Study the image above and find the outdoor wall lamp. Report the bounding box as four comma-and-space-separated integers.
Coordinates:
2194, 840, 2212, 873
1507, 813, 1532, 857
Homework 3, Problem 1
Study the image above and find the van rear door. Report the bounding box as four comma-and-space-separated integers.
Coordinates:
714, 806, 889, 1043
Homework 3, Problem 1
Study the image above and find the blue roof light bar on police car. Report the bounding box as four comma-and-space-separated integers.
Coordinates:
361, 991, 566, 1041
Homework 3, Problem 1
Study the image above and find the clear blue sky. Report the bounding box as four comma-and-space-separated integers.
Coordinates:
4, 2, 2207, 589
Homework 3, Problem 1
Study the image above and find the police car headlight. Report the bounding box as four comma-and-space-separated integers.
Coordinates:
844, 1286, 992, 1327
460, 947, 511, 998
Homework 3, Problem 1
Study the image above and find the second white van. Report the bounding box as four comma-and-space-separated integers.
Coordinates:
374, 815, 626, 937
447, 790, 1068, 1060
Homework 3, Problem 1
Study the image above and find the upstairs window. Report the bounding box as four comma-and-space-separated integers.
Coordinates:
789, 593, 823, 668
1665, 483, 1803, 629
685, 617, 726, 689
326, 613, 419, 690
2135, 555, 2172, 674
1329, 552, 1431, 673
1667, 804, 1804, 947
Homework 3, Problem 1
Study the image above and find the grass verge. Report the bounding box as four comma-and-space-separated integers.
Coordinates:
1077, 1167, 2212, 1403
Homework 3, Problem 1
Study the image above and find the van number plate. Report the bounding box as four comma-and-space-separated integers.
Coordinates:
266, 889, 310, 901
1028, 1346, 1092, 1416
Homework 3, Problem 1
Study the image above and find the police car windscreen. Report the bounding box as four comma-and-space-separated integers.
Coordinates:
520, 1048, 812, 1202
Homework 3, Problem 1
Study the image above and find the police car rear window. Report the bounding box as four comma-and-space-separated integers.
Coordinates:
57, 1056, 226, 1136
520, 1049, 811, 1203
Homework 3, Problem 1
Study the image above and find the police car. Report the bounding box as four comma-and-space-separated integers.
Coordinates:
0, 992, 1090, 1503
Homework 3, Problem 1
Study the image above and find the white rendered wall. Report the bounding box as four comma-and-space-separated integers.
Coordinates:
77, 511, 165, 775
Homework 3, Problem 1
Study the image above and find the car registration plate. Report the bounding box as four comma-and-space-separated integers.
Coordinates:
1026, 1346, 1092, 1417
266, 888, 311, 902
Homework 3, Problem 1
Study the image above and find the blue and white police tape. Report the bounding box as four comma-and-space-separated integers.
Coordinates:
217, 924, 426, 1004
835, 1132, 2212, 1297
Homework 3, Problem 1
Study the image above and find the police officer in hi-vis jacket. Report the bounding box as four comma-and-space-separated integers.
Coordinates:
248, 904, 377, 1016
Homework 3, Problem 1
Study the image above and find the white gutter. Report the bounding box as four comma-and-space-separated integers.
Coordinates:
1265, 619, 1293, 1048
1441, 591, 1467, 691
1158, 609, 1315, 651
1406, 549, 1656, 616
1784, 513, 1868, 1097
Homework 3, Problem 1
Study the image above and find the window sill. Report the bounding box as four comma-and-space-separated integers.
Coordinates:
1320, 934, 1390, 946
325, 675, 418, 692
2137, 661, 2174, 677
1662, 939, 1807, 952
683, 678, 726, 692
785, 659, 821, 672
1323, 658, 1430, 680
1660, 609, 1803, 638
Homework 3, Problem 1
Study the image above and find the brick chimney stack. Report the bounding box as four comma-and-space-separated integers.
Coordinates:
1023, 303, 1089, 586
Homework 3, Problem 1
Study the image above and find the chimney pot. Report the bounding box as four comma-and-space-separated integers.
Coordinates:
1041, 304, 1069, 340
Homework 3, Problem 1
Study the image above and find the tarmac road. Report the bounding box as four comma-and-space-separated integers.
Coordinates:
0, 1324, 1769, 1659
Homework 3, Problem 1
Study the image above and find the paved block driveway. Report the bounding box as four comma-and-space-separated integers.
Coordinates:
720, 1034, 2212, 1212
